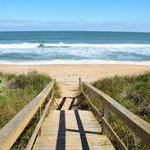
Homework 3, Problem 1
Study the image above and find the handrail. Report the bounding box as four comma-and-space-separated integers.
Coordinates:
26, 92, 54, 150
81, 81, 150, 149
0, 80, 54, 150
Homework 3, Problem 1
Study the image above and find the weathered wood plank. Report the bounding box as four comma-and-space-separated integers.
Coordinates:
32, 110, 114, 150
61, 97, 74, 110
26, 92, 54, 150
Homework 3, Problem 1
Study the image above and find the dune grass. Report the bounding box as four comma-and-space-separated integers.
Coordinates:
0, 71, 53, 128
0, 71, 61, 149
78, 72, 150, 149
93, 72, 150, 149
92, 72, 150, 123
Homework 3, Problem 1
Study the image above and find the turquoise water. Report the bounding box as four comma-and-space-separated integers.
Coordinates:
0, 31, 150, 64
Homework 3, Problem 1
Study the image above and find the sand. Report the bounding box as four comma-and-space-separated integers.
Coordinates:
0, 64, 149, 96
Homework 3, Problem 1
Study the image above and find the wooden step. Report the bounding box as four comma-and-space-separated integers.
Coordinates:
61, 97, 75, 110
32, 110, 114, 150
56, 97, 75, 110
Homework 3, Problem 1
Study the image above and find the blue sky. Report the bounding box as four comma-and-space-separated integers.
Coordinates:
0, 0, 150, 32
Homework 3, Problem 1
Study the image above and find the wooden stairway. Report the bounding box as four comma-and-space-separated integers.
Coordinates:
0, 80, 149, 150
32, 110, 114, 150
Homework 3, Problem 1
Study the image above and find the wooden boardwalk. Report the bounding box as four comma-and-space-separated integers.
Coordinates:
32, 110, 114, 150
32, 83, 114, 149
0, 80, 149, 150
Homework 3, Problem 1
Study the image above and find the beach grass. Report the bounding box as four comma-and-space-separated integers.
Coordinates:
0, 71, 51, 128
78, 72, 150, 149
0, 71, 61, 149
92, 72, 150, 123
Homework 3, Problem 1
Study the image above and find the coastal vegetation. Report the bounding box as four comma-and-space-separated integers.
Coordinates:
92, 72, 150, 123
0, 71, 60, 149
78, 72, 150, 149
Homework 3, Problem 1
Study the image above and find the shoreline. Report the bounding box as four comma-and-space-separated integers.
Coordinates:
0, 61, 150, 66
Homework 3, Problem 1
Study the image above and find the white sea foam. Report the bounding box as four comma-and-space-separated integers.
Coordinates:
0, 60, 150, 66
0, 43, 39, 49
1, 42, 150, 49
0, 42, 149, 65
0, 43, 149, 56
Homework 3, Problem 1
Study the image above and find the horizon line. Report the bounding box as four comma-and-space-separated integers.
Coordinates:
0, 30, 150, 34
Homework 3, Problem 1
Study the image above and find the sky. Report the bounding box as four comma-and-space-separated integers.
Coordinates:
0, 0, 150, 32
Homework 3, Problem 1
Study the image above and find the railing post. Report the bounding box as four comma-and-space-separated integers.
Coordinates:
79, 78, 82, 93
133, 133, 141, 147
38, 106, 42, 136
102, 103, 109, 134
79, 78, 81, 88
54, 78, 56, 86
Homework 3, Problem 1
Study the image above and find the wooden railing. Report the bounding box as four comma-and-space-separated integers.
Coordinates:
0, 80, 54, 150
80, 80, 150, 150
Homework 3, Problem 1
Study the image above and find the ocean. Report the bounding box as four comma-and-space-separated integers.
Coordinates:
0, 31, 150, 65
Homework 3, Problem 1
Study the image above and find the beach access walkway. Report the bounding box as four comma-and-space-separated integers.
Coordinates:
31, 83, 114, 150
0, 79, 149, 150
32, 110, 114, 150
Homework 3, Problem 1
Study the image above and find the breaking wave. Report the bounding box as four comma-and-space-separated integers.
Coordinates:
1, 42, 150, 49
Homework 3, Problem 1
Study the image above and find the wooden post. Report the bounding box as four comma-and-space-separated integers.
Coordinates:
79, 78, 82, 93
133, 132, 141, 147
79, 78, 81, 88
39, 107, 42, 136
54, 78, 56, 85
102, 103, 109, 134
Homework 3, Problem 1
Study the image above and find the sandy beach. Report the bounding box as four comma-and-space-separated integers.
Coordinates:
0, 64, 149, 80
0, 64, 149, 96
